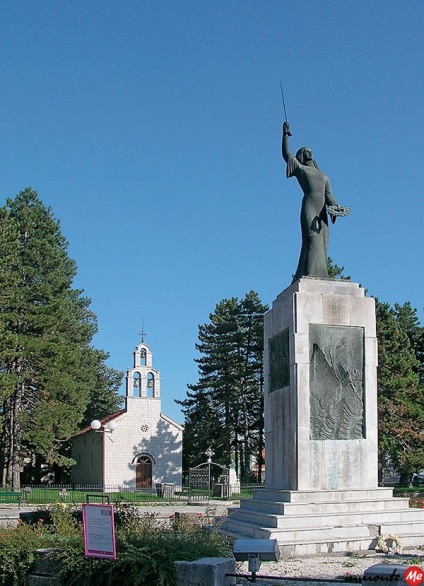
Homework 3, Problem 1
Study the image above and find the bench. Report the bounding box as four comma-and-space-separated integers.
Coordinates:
0, 492, 22, 508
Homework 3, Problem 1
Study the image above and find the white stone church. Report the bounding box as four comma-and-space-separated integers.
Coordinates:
70, 340, 183, 490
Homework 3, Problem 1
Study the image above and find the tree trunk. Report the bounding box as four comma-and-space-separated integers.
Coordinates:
11, 385, 23, 491
234, 437, 239, 478
1, 398, 13, 486
243, 393, 250, 482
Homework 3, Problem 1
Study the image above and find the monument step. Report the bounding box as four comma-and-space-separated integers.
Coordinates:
223, 517, 424, 553
225, 517, 373, 541
222, 530, 378, 555
252, 488, 394, 503
380, 518, 424, 535
238, 496, 410, 516
277, 533, 424, 556
228, 506, 422, 530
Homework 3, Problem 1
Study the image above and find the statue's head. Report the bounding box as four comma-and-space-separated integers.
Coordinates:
296, 147, 319, 169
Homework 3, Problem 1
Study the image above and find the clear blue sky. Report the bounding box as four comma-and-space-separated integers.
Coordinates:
1, 1, 423, 424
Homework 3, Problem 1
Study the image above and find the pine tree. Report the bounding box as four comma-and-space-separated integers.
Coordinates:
376, 300, 424, 482
393, 302, 424, 386
327, 257, 351, 280
178, 291, 268, 481
0, 189, 122, 488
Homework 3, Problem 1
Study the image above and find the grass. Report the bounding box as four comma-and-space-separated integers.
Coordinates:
4, 486, 238, 506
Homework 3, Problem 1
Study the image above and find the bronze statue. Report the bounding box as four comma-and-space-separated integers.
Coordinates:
282, 121, 349, 283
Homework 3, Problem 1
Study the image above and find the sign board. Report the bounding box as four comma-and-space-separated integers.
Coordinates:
82, 503, 116, 559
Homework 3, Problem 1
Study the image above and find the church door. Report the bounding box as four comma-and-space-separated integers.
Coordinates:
136, 456, 152, 488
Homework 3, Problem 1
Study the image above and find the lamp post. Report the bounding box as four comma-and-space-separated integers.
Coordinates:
90, 419, 118, 489
90, 420, 118, 433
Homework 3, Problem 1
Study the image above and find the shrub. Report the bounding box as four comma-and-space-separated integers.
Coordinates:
0, 522, 49, 585
57, 524, 232, 586
57, 504, 232, 586
6, 502, 232, 586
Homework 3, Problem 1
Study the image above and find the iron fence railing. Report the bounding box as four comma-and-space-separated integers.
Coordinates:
2, 482, 265, 504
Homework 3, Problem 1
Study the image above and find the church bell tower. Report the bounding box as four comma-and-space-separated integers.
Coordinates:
126, 342, 161, 399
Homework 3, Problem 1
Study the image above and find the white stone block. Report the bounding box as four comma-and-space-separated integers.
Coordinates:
351, 296, 376, 336
365, 337, 378, 367
322, 294, 351, 325
293, 333, 309, 364
294, 292, 322, 333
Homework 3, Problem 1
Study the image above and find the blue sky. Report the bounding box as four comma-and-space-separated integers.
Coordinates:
1, 1, 423, 424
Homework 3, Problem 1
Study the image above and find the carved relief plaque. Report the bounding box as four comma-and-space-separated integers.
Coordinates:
269, 328, 289, 392
309, 325, 364, 440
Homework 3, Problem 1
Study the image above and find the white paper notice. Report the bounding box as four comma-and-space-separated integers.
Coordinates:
82, 503, 116, 559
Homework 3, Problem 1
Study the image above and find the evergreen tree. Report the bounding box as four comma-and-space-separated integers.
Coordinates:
393, 302, 424, 386
0, 189, 122, 488
327, 257, 351, 280
376, 300, 424, 482
178, 291, 268, 482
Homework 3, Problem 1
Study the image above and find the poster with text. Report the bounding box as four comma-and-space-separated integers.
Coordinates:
82, 503, 116, 559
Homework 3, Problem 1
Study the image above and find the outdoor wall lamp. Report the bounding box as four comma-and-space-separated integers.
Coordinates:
90, 419, 118, 433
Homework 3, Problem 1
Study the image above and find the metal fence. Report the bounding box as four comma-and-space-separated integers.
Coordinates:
13, 482, 265, 504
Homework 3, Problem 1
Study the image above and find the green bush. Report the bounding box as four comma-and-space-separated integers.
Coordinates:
0, 522, 50, 585
1, 502, 232, 586
57, 525, 231, 586
58, 504, 232, 586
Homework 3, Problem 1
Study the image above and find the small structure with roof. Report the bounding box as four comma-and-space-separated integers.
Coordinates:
70, 339, 183, 490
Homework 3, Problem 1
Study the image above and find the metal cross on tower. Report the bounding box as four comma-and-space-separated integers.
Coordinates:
139, 320, 146, 343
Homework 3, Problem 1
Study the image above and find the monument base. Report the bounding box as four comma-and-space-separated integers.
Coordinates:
225, 487, 424, 554
224, 278, 424, 553
264, 278, 378, 491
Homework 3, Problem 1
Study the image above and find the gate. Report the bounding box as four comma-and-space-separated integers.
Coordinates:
188, 467, 211, 500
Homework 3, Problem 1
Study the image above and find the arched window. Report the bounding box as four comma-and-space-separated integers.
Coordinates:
133, 372, 141, 397
146, 372, 155, 397
136, 455, 152, 488
140, 349, 146, 366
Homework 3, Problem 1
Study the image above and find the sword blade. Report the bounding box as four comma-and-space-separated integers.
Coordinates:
280, 81, 289, 122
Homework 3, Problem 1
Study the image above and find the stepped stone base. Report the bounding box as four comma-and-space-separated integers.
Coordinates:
224, 488, 424, 555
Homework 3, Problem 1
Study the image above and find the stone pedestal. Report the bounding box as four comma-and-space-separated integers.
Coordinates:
174, 557, 236, 586
225, 279, 424, 553
264, 278, 378, 490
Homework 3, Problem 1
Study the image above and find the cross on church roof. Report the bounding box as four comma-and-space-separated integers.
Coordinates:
139, 320, 146, 343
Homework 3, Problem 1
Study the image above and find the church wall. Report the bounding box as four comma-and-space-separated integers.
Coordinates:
103, 405, 183, 488
70, 431, 103, 485
70, 340, 183, 489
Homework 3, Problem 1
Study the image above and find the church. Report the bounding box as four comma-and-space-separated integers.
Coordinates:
70, 339, 183, 490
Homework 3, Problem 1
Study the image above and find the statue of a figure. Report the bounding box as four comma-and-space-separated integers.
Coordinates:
282, 121, 349, 283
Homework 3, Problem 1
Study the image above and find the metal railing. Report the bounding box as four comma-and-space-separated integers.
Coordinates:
10, 482, 265, 504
